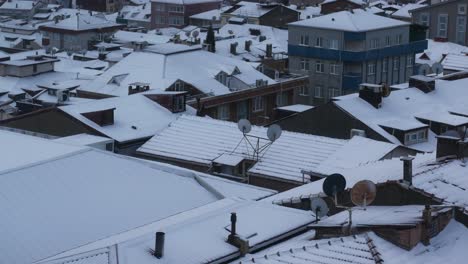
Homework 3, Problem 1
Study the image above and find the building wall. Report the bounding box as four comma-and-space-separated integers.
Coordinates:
288, 24, 419, 105
259, 6, 300, 28
320, 0, 362, 15
412, 0, 468, 45
151, 1, 221, 29
41, 30, 115, 51
76, 0, 124, 12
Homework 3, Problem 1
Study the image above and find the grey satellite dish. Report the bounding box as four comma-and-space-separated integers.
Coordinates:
322, 173, 346, 197
267, 124, 282, 142
185, 31, 191, 37
431, 62, 443, 75
418, 64, 431, 76
350, 180, 377, 207
311, 197, 329, 220
192, 30, 199, 38
238, 119, 252, 134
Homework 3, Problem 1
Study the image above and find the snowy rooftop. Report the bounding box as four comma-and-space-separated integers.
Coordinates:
59, 93, 194, 143
290, 10, 409, 32
224, 1, 291, 18
416, 39, 468, 65
53, 133, 113, 146
237, 219, 468, 264
0, 130, 275, 264
151, 0, 221, 4
441, 53, 468, 72
277, 104, 314, 113
81, 49, 274, 97
0, 0, 35, 10
138, 116, 399, 183
112, 30, 171, 45
190, 6, 231, 20
40, 14, 121, 31
333, 77, 468, 151
391, 3, 426, 19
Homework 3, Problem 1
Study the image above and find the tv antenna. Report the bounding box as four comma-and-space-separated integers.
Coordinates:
232, 119, 282, 162
310, 197, 329, 222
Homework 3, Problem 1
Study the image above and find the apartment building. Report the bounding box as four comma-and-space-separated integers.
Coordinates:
288, 10, 427, 105
411, 0, 468, 45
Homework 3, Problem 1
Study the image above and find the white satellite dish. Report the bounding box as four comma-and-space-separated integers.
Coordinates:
310, 197, 329, 219
432, 62, 443, 75
267, 124, 282, 142
238, 119, 252, 134
418, 64, 431, 76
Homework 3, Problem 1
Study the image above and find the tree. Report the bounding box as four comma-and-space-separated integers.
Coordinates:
205, 25, 216, 52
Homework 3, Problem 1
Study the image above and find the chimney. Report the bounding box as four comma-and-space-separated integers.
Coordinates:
358, 84, 383, 109
259, 35, 266, 42
266, 44, 272, 58
409, 75, 435, 93
400, 156, 414, 185
154, 232, 165, 258
230, 42, 238, 55
435, 131, 467, 159
421, 205, 432, 246
244, 40, 251, 52
230, 212, 236, 239
226, 212, 250, 257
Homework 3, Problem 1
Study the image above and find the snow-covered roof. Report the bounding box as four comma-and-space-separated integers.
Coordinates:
416, 39, 468, 65
138, 116, 398, 183
415, 111, 468, 126
59, 93, 193, 143
151, 0, 221, 4
112, 30, 171, 45
0, 130, 275, 264
81, 48, 274, 97
391, 3, 426, 19
119, 4, 151, 22
289, 10, 409, 32
441, 53, 468, 72
277, 104, 314, 113
53, 133, 113, 146
225, 1, 286, 18
190, 6, 231, 20
0, 0, 35, 10
322, 0, 365, 5
40, 198, 312, 264
333, 77, 468, 151
237, 219, 468, 264
40, 13, 121, 31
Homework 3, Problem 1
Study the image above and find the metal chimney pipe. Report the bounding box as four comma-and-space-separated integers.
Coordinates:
230, 212, 237, 237
400, 157, 414, 185
154, 232, 165, 259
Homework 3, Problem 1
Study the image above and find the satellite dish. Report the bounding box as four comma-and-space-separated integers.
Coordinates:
431, 62, 443, 75
382, 83, 391, 97
267, 124, 282, 141
418, 64, 431, 76
322, 173, 346, 197
192, 30, 199, 38
185, 31, 191, 37
350, 180, 377, 207
310, 197, 329, 218
238, 119, 252, 134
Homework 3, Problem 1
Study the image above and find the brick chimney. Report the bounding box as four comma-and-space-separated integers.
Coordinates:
359, 84, 383, 109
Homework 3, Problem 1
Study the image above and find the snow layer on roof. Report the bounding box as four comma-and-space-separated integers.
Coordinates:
139, 116, 396, 182
190, 6, 231, 20
391, 3, 426, 18
441, 53, 468, 72
112, 30, 171, 45
151, 0, 221, 4
416, 39, 468, 65
59, 94, 189, 142
0, 0, 34, 10
53, 133, 113, 146
290, 10, 409, 32
277, 104, 314, 112
334, 78, 468, 151
416, 111, 468, 126
41, 14, 120, 31
226, 1, 285, 18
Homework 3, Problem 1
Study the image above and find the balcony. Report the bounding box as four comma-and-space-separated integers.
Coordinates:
342, 73, 362, 93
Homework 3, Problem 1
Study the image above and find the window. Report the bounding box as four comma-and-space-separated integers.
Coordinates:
330, 64, 339, 75
33, 64, 37, 73
393, 57, 399, 70
315, 37, 323, 47
368, 63, 376, 75
385, 36, 391, 46
370, 39, 380, 49
299, 85, 309, 96
300, 58, 309, 70
420, 13, 429, 26
168, 5, 184, 13
438, 14, 448, 38
155, 15, 166, 24
456, 16, 466, 44
276, 92, 286, 106
396, 34, 403, 45
217, 104, 230, 120
383, 58, 388, 73
458, 4, 467, 15
168, 16, 183, 25
174, 81, 183, 91
300, 35, 309, 45
328, 88, 341, 98
315, 61, 324, 73
314, 86, 323, 98
405, 129, 427, 145
155, 4, 165, 11
252, 96, 263, 112
174, 96, 185, 112
329, 39, 338, 49
216, 72, 227, 85
407, 55, 413, 67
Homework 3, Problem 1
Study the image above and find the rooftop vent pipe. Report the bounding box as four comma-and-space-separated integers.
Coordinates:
154, 232, 165, 258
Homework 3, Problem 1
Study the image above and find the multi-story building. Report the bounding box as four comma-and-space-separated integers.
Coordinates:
410, 0, 468, 45
76, 0, 125, 13
288, 10, 427, 105
150, 0, 222, 29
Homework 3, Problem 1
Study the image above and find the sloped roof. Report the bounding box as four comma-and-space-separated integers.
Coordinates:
441, 53, 468, 72
0, 0, 35, 10
391, 3, 426, 19
151, 0, 221, 4
40, 14, 121, 31
138, 116, 398, 183
290, 10, 409, 32
0, 130, 274, 264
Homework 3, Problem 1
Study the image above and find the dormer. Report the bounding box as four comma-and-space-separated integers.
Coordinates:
108, 73, 129, 86
379, 119, 429, 146
232, 66, 241, 75
81, 108, 116, 126
216, 71, 228, 86
128, 82, 150, 95
144, 92, 187, 113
